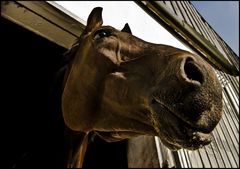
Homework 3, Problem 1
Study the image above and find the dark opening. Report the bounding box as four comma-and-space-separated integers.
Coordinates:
1, 17, 67, 168
2, 17, 128, 168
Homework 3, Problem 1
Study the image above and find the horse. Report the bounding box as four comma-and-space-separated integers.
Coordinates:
56, 7, 223, 167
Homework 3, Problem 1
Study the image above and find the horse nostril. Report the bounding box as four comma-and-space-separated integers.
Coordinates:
183, 58, 204, 85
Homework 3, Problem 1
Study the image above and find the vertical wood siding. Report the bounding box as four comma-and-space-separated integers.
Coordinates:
154, 1, 239, 168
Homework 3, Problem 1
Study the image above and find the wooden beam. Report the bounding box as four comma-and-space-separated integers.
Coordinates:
1, 1, 85, 49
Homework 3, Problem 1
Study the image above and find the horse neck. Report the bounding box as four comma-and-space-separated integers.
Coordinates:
64, 129, 89, 168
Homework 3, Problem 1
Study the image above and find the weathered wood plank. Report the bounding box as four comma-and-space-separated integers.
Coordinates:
1, 1, 85, 49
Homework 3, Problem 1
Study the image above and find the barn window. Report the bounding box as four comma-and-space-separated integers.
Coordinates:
2, 1, 238, 168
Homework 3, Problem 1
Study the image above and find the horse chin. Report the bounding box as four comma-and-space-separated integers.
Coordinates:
159, 128, 213, 151
151, 103, 213, 150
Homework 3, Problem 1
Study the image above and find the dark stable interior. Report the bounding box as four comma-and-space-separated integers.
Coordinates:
2, 17, 128, 168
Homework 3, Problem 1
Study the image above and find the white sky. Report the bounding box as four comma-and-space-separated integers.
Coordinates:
52, 1, 192, 52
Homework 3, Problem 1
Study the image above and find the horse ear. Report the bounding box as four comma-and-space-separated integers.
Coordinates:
121, 23, 132, 34
84, 7, 103, 34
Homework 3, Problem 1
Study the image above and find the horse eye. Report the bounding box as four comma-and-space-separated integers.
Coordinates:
93, 29, 110, 40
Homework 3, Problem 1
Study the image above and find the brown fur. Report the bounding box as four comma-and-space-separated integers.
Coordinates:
61, 7, 223, 167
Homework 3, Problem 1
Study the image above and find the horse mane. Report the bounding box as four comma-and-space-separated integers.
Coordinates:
51, 40, 80, 95
63, 41, 80, 65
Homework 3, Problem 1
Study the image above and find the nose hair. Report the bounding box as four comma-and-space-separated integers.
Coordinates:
181, 57, 204, 86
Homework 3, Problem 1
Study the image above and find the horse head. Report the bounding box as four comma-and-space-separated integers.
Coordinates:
62, 7, 223, 151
